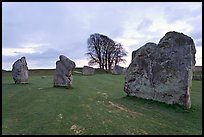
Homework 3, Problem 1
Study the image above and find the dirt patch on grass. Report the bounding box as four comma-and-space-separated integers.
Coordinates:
56, 113, 63, 122
107, 101, 143, 117
70, 124, 85, 135
97, 92, 108, 99
129, 128, 148, 135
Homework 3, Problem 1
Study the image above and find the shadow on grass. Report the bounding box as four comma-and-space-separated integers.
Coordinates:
116, 95, 195, 113
2, 83, 32, 86
40, 86, 76, 92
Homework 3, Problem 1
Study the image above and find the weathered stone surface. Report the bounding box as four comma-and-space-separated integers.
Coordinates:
12, 56, 29, 84
53, 55, 76, 88
132, 50, 137, 61
82, 66, 95, 75
112, 65, 125, 75
124, 31, 196, 108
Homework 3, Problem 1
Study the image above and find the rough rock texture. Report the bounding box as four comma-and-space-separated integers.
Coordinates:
53, 55, 76, 88
112, 65, 125, 75
124, 31, 196, 108
82, 66, 95, 75
131, 50, 137, 62
12, 56, 29, 84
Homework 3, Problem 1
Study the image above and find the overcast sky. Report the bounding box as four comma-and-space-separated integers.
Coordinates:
2, 2, 202, 70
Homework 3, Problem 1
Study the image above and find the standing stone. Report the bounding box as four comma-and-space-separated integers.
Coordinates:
112, 65, 125, 75
132, 50, 137, 61
53, 55, 76, 88
124, 31, 196, 108
82, 66, 95, 75
12, 56, 29, 84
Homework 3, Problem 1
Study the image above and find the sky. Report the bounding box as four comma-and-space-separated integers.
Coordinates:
2, 2, 202, 70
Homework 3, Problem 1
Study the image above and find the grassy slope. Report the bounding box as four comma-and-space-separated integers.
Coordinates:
2, 71, 202, 135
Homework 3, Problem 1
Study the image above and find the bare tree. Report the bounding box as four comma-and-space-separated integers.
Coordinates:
86, 33, 127, 71
113, 43, 127, 66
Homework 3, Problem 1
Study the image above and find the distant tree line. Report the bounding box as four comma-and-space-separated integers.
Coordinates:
86, 33, 127, 71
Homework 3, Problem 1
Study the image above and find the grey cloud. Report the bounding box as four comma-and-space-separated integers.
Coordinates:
187, 15, 202, 47
60, 42, 88, 60
164, 7, 190, 22
109, 28, 124, 39
2, 2, 202, 69
196, 39, 202, 47
189, 22, 202, 46
164, 3, 201, 23
3, 48, 60, 60
137, 19, 152, 31
2, 2, 88, 48
190, 30, 202, 40
2, 48, 61, 70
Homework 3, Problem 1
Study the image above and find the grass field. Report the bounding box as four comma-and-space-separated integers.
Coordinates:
2, 70, 202, 135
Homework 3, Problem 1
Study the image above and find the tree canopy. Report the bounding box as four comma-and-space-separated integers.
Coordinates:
86, 33, 127, 71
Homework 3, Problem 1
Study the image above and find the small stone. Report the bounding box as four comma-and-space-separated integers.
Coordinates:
82, 66, 95, 75
112, 65, 126, 75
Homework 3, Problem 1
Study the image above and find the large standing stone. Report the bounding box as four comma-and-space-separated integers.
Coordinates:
124, 31, 196, 108
82, 66, 95, 75
112, 65, 125, 75
53, 55, 76, 88
12, 56, 29, 84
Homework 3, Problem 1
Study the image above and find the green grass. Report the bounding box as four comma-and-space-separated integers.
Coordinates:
2, 70, 202, 135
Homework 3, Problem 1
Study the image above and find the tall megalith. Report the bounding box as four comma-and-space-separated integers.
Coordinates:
124, 31, 196, 108
53, 55, 76, 88
12, 56, 29, 84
